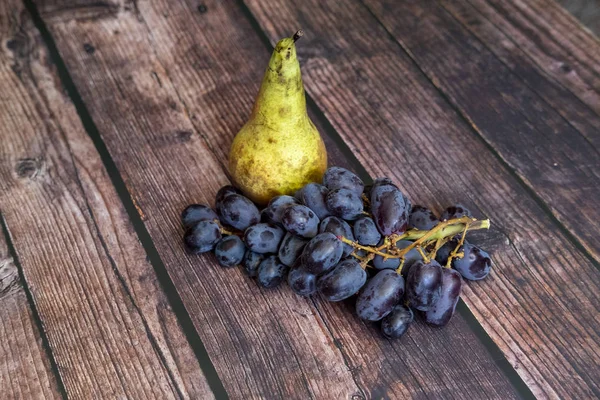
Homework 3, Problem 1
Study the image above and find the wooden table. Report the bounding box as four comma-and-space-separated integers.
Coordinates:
1, 0, 599, 398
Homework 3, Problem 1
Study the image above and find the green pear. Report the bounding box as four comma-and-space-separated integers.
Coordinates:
229, 30, 327, 205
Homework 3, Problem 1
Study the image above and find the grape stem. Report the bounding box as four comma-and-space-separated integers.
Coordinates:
338, 217, 490, 260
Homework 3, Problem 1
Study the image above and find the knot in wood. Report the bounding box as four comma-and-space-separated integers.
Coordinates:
15, 157, 43, 179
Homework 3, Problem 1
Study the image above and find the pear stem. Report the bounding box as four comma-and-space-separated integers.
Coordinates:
293, 30, 304, 43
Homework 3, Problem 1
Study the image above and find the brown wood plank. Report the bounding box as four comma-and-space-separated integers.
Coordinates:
360, 0, 600, 269
0, 2, 213, 399
557, 0, 600, 36
463, 0, 600, 117
0, 225, 62, 400
241, 0, 600, 398
33, 0, 522, 398
439, 0, 600, 150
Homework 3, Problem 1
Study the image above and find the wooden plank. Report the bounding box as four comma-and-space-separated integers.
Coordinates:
241, 0, 600, 398
33, 0, 521, 398
557, 0, 600, 36
0, 2, 213, 399
462, 0, 600, 117
439, 0, 600, 150
0, 224, 62, 400
360, 0, 600, 270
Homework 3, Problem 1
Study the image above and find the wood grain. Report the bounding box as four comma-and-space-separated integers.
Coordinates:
360, 0, 600, 267
0, 2, 212, 399
33, 0, 521, 398
0, 223, 62, 400
462, 0, 600, 117
241, 0, 600, 398
557, 0, 600, 36
439, 0, 600, 149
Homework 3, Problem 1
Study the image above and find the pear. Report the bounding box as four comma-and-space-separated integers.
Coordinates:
229, 30, 327, 205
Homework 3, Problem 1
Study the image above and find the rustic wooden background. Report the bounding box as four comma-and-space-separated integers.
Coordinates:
1, 0, 599, 399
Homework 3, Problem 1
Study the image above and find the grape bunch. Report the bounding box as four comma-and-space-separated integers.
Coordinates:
181, 167, 493, 339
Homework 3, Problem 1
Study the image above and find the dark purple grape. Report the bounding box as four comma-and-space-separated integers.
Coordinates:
435, 239, 459, 266
364, 177, 395, 199
408, 205, 439, 231
215, 185, 241, 214
319, 216, 355, 257
356, 269, 405, 321
452, 243, 491, 280
278, 232, 308, 267
317, 259, 367, 302
287, 268, 317, 296
353, 216, 381, 246
381, 305, 413, 339
300, 233, 344, 275
425, 268, 462, 326
183, 220, 221, 253
218, 194, 260, 231
257, 256, 289, 288
440, 204, 472, 221
243, 223, 285, 254
373, 248, 400, 270
181, 204, 218, 229
406, 260, 442, 311
282, 204, 320, 238
214, 235, 246, 268
323, 167, 364, 195
243, 251, 264, 277
299, 183, 331, 220
371, 183, 409, 236
396, 240, 423, 277
326, 189, 364, 221
264, 195, 298, 225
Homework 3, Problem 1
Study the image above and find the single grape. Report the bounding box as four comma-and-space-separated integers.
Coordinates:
299, 183, 331, 220
278, 232, 308, 267
356, 269, 405, 321
183, 220, 221, 253
215, 185, 241, 214
323, 167, 364, 195
353, 216, 381, 246
425, 268, 463, 327
319, 216, 354, 257
440, 204, 472, 221
371, 183, 409, 236
372, 248, 400, 270
396, 240, 423, 277
287, 268, 317, 296
181, 204, 218, 229
406, 260, 443, 311
243, 223, 285, 254
434, 239, 459, 266
242, 251, 264, 277
214, 235, 246, 268
300, 232, 344, 275
317, 259, 367, 302
282, 204, 320, 238
264, 195, 298, 225
218, 194, 260, 231
381, 305, 413, 339
364, 177, 395, 200
257, 255, 289, 288
326, 188, 364, 221
452, 243, 491, 280
408, 205, 439, 231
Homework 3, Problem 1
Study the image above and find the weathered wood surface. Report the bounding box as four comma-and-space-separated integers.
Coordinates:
33, 0, 522, 398
360, 0, 600, 268
0, 2, 212, 398
242, 0, 600, 398
558, 0, 600, 35
0, 226, 62, 400
461, 0, 600, 118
